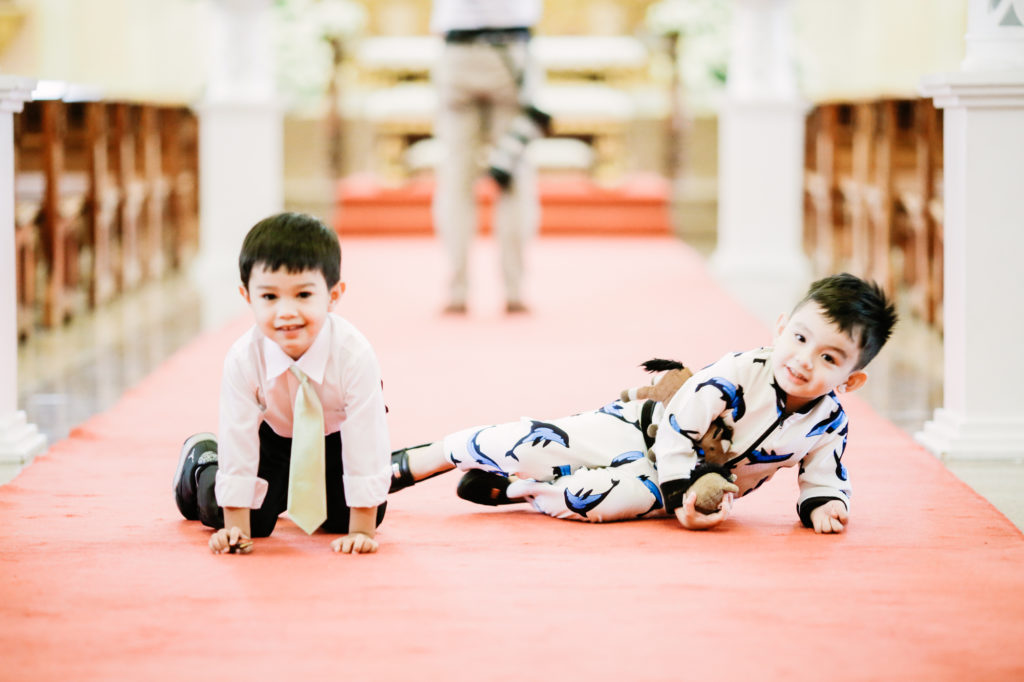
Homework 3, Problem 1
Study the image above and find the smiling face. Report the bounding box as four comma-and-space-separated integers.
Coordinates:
772, 302, 867, 411
241, 264, 344, 360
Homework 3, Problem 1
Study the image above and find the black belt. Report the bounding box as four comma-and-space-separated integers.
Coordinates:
444, 27, 531, 44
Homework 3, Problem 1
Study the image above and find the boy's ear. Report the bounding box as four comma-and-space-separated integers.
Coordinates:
839, 371, 867, 394
238, 284, 250, 303
774, 312, 788, 337
329, 281, 346, 306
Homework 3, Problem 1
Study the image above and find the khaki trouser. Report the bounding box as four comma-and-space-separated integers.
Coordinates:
431, 38, 541, 306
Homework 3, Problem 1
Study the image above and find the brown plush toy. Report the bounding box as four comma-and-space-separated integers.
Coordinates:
620, 358, 693, 404
622, 359, 739, 515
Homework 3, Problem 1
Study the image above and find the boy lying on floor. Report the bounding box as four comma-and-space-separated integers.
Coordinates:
390, 273, 896, 533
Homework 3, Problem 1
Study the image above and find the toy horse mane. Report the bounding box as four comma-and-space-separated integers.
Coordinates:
641, 358, 685, 373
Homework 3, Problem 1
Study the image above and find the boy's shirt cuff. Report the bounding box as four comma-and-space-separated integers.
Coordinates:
342, 472, 390, 509
214, 470, 269, 509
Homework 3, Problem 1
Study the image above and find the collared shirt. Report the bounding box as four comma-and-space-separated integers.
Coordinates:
654, 347, 851, 516
214, 314, 391, 510
430, 0, 541, 33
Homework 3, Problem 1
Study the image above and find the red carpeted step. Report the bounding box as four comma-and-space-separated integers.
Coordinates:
333, 173, 672, 236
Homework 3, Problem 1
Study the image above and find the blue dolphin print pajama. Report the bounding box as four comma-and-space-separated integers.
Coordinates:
442, 398, 668, 522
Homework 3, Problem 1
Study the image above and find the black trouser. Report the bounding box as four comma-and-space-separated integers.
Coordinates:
197, 422, 387, 537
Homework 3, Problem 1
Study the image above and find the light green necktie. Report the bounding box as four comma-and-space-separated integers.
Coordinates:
288, 366, 327, 534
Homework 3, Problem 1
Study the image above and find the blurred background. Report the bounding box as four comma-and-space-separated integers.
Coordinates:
6, 0, 996, 512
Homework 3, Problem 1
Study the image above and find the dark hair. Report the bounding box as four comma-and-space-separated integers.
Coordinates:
238, 212, 341, 289
794, 273, 897, 370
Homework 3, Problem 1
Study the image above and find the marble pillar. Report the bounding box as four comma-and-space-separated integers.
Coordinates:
709, 0, 811, 326
194, 0, 283, 328
917, 0, 1024, 459
0, 75, 46, 482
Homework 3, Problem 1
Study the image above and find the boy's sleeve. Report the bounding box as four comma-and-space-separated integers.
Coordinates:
214, 348, 269, 509
653, 354, 736, 513
338, 346, 391, 509
795, 414, 851, 527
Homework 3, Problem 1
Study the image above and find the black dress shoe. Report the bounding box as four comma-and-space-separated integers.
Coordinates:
390, 448, 416, 493
173, 433, 218, 520
389, 443, 441, 493
456, 470, 523, 506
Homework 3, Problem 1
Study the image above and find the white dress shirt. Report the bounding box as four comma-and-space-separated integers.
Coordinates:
214, 314, 391, 510
430, 0, 541, 33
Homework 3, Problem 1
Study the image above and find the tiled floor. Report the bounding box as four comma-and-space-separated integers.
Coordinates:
11, 245, 1024, 531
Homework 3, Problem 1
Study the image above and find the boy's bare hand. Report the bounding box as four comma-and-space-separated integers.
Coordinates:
621, 367, 693, 404
209, 527, 253, 554
809, 500, 848, 534
675, 490, 734, 530
331, 532, 378, 554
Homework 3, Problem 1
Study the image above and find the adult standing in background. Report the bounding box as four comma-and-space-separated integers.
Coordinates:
431, 0, 543, 314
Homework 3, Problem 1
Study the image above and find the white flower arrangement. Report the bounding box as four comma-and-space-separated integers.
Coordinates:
645, 0, 732, 113
273, 0, 367, 110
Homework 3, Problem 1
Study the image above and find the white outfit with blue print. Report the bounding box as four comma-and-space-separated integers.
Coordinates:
442, 399, 667, 522
442, 346, 851, 524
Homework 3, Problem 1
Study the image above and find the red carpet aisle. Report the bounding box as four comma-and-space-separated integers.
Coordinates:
2, 237, 1023, 681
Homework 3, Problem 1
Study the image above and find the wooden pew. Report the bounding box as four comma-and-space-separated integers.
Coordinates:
109, 103, 143, 291
65, 100, 119, 308
136, 104, 166, 280
87, 102, 120, 306
159, 107, 199, 270
12, 196, 40, 340
14, 97, 89, 329
805, 103, 855, 276
893, 100, 943, 325
13, 95, 202, 340
804, 104, 839, 274
804, 98, 945, 327
13, 101, 43, 339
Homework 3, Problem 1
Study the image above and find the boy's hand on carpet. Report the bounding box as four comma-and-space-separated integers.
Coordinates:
810, 500, 848, 534
332, 532, 378, 554
209, 527, 253, 555
675, 491, 733, 530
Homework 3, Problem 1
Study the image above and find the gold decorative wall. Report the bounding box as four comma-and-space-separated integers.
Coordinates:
349, 0, 662, 36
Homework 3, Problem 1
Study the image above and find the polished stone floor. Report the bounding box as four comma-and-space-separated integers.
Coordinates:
11, 244, 1024, 531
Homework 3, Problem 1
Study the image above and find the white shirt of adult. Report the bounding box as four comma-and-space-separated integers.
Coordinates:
430, 0, 541, 33
214, 313, 391, 510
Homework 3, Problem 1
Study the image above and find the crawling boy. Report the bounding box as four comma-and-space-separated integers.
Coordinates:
173, 212, 391, 553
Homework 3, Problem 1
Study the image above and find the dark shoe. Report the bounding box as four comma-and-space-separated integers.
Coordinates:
173, 432, 218, 520
390, 447, 415, 493
456, 470, 522, 506
505, 301, 528, 314
389, 443, 438, 493
443, 302, 467, 315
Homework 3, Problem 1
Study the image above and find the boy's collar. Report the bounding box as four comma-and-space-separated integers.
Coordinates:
262, 317, 332, 384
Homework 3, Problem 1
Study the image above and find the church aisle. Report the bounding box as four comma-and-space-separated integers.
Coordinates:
15, 237, 1022, 530
5, 235, 1023, 682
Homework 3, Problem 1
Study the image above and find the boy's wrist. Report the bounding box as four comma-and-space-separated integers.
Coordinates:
798, 496, 846, 528
347, 506, 378, 536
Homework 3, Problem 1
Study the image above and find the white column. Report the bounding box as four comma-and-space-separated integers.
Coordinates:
0, 75, 46, 482
709, 0, 811, 325
917, 0, 1024, 459
194, 0, 283, 328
